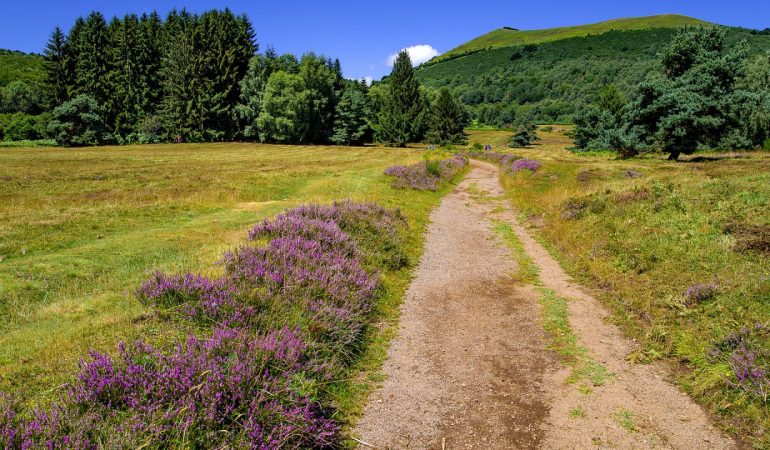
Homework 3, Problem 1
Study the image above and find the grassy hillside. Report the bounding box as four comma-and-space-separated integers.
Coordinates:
0, 49, 44, 87
417, 25, 770, 125
435, 14, 707, 62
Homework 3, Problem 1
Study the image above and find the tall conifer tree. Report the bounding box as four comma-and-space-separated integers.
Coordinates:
375, 51, 427, 147
43, 26, 68, 107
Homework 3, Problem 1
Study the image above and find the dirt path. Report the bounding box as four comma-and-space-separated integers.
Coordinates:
354, 160, 736, 449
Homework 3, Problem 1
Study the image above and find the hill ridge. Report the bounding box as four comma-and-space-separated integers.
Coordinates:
432, 14, 709, 62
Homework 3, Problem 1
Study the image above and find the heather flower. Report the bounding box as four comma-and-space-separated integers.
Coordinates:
729, 345, 770, 403
2, 201, 407, 449
384, 155, 468, 191
683, 282, 718, 305
511, 158, 542, 172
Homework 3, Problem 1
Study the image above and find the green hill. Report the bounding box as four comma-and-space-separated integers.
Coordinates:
0, 49, 45, 88
417, 17, 770, 125
435, 14, 707, 62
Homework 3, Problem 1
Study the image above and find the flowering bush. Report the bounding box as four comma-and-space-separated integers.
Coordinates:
1, 201, 407, 449
709, 324, 770, 404
683, 282, 718, 305
384, 155, 468, 191
511, 158, 542, 172
462, 151, 541, 174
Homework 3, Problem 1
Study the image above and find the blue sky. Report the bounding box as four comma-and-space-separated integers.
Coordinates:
1, 0, 768, 81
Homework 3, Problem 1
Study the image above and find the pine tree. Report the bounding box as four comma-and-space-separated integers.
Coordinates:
159, 9, 200, 141
627, 27, 750, 160
426, 87, 468, 145
375, 51, 428, 147
43, 26, 68, 108
331, 83, 370, 145
75, 12, 110, 106
64, 18, 85, 99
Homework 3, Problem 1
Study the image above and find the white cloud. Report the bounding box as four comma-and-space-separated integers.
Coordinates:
387, 44, 440, 67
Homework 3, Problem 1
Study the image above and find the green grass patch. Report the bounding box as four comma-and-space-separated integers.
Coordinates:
539, 287, 614, 391
492, 221, 540, 284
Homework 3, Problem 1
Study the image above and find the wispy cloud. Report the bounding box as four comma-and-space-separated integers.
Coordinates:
387, 44, 440, 67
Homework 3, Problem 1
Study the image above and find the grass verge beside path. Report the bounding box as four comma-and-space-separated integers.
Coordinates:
487, 127, 770, 447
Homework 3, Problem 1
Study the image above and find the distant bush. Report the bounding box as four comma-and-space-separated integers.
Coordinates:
384, 155, 468, 191
47, 95, 111, 147
0, 112, 49, 141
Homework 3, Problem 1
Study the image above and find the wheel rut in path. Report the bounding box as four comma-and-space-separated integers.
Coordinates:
354, 160, 736, 449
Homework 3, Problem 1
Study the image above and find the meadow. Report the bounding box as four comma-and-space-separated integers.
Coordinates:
480, 127, 770, 446
0, 142, 452, 420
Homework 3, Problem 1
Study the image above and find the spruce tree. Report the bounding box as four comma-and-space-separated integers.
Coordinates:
331, 83, 371, 145
75, 12, 110, 106
43, 26, 68, 108
426, 87, 468, 145
64, 18, 85, 99
375, 51, 427, 147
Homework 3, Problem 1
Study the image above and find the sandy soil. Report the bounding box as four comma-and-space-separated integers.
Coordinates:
353, 160, 736, 449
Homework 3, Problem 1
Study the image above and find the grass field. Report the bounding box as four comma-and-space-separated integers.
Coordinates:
434, 14, 706, 61
483, 127, 770, 446
0, 142, 453, 420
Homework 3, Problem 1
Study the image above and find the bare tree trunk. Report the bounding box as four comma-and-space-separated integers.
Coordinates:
667, 151, 680, 161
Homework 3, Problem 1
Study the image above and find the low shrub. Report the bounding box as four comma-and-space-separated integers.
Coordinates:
384, 155, 468, 191
0, 201, 408, 449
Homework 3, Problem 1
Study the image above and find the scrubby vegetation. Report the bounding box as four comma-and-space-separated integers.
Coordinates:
573, 27, 770, 159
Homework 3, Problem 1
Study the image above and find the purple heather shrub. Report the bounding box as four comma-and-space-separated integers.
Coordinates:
67, 327, 337, 448
511, 158, 542, 172
729, 345, 770, 403
683, 282, 718, 305
222, 236, 378, 310
3, 201, 407, 448
247, 215, 356, 256
384, 155, 468, 191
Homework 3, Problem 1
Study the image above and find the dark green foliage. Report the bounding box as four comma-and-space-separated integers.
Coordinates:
43, 27, 68, 107
0, 49, 45, 88
236, 48, 299, 140
417, 27, 770, 126
510, 122, 539, 147
426, 87, 468, 145
0, 81, 44, 114
17, 8, 370, 146
256, 71, 309, 143
375, 51, 428, 146
572, 84, 638, 155
47, 94, 110, 146
73, 12, 110, 105
159, 9, 256, 142
626, 27, 756, 159
299, 53, 338, 143
0, 113, 50, 141
331, 82, 371, 145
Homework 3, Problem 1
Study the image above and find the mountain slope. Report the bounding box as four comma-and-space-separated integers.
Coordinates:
417, 18, 770, 125
0, 49, 45, 87
435, 14, 707, 62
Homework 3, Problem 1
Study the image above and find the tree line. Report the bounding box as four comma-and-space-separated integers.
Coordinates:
573, 27, 770, 159
0, 9, 469, 147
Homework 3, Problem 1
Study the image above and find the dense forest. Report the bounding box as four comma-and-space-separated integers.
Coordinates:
417, 26, 770, 125
0, 8, 469, 147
